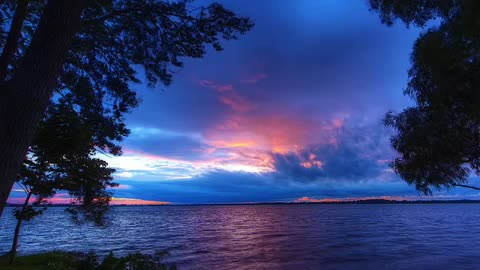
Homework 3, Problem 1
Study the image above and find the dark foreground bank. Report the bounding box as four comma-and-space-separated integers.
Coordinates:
0, 251, 177, 270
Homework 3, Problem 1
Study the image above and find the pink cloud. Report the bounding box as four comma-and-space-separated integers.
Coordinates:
7, 196, 73, 205
8, 195, 170, 206
198, 79, 255, 112
110, 197, 170, 205
219, 93, 254, 112
206, 113, 342, 154
332, 119, 344, 129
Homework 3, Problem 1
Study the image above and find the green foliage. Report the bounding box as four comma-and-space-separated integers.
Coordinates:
93, 251, 177, 270
0, 251, 78, 270
371, 0, 480, 193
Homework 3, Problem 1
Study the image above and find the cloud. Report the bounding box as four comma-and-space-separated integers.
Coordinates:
91, 0, 427, 203
107, 145, 272, 181
124, 127, 208, 161
271, 122, 393, 182
111, 169, 420, 204
198, 79, 255, 112
110, 198, 170, 205
205, 114, 345, 154
7, 196, 170, 205
111, 184, 132, 190
129, 127, 203, 142
110, 117, 394, 185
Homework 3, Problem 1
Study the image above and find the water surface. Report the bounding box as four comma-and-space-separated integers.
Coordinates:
0, 204, 479, 269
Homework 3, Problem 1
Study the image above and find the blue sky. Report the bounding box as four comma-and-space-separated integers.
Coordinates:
11, 0, 480, 204
106, 0, 480, 204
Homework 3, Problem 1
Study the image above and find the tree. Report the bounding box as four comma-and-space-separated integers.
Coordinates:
10, 157, 115, 264
8, 89, 119, 263
0, 0, 253, 216
369, 0, 480, 194
9, 160, 54, 265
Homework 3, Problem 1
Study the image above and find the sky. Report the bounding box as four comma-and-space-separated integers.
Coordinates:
9, 0, 480, 205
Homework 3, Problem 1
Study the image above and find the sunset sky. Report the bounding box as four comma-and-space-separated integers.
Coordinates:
9, 0, 480, 205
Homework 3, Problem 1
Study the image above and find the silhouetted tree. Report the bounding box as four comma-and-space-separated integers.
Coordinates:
0, 0, 253, 216
9, 160, 53, 264
8, 86, 120, 263
10, 156, 115, 264
370, 0, 480, 193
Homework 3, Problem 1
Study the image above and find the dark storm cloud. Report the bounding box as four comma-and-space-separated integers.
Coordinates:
113, 170, 419, 204
271, 122, 393, 182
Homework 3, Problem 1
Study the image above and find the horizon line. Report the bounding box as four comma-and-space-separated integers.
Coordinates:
6, 198, 480, 207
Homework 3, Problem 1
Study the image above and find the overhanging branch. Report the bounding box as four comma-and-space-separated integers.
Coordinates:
453, 184, 480, 191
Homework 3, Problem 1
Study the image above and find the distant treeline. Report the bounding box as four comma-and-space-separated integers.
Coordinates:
293, 199, 480, 204
6, 199, 480, 207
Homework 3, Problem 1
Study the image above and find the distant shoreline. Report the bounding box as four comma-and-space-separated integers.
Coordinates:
6, 199, 480, 207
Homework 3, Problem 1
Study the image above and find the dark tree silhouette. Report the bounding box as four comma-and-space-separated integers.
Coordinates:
370, 0, 480, 194
0, 0, 253, 216
9, 162, 53, 265
8, 83, 123, 263
10, 157, 115, 264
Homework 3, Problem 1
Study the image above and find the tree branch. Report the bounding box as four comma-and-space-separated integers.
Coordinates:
83, 7, 143, 24
18, 182, 28, 194
452, 184, 480, 191
83, 6, 195, 25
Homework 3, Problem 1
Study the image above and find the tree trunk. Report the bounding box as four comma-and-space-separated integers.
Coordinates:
0, 0, 29, 80
9, 192, 31, 265
0, 0, 85, 217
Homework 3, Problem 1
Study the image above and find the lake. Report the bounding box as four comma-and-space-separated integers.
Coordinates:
0, 204, 479, 269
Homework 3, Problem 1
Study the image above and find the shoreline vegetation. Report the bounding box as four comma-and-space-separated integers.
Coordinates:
0, 251, 177, 270
6, 199, 480, 207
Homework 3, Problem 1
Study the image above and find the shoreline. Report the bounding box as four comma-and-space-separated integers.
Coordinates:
6, 199, 480, 207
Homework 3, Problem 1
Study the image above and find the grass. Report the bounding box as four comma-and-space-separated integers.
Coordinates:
0, 251, 178, 270
0, 251, 78, 270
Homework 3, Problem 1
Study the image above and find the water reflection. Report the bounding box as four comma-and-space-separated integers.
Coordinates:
1, 204, 480, 269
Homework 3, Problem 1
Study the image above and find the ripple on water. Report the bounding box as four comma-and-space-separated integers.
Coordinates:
1, 204, 480, 270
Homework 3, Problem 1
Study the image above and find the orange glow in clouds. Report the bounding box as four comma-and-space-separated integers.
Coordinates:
300, 160, 323, 169
211, 140, 256, 148
111, 78, 349, 180
300, 153, 324, 168
110, 198, 170, 205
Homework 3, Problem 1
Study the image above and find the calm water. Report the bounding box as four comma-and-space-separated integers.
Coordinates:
1, 204, 480, 269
